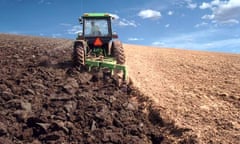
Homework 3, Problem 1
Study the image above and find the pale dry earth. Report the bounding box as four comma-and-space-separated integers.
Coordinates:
124, 44, 240, 143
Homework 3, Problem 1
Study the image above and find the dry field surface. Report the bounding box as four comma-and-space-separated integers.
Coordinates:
0, 34, 239, 143
125, 44, 240, 143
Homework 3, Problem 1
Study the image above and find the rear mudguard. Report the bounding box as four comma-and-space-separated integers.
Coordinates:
73, 40, 87, 48
73, 40, 88, 55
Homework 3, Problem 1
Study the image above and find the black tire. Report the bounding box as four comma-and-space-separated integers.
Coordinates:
72, 43, 85, 67
112, 40, 125, 64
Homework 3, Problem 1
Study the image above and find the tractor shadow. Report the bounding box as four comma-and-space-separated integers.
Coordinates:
54, 60, 73, 69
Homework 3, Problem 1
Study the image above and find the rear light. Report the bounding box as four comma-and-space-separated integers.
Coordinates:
94, 37, 103, 46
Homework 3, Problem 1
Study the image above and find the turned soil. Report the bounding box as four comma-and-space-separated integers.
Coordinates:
0, 34, 198, 144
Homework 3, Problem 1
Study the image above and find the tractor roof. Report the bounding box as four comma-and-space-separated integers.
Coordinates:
82, 13, 113, 18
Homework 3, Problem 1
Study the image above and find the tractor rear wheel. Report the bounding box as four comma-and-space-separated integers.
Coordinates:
72, 43, 85, 67
112, 40, 125, 64
112, 40, 126, 86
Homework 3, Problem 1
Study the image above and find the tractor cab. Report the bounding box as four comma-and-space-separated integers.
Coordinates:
82, 15, 111, 37
77, 13, 117, 50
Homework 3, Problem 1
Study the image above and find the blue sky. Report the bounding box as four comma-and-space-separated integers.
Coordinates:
0, 0, 240, 53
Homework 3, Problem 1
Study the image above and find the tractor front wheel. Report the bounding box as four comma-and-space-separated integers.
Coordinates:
72, 43, 85, 67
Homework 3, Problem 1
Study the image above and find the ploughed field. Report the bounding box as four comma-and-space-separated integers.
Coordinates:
0, 34, 197, 144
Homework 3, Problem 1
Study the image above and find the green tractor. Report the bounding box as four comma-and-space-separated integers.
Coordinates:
72, 13, 127, 82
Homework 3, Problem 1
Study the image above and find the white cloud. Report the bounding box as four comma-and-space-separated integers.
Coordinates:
118, 19, 137, 27
165, 24, 170, 28
201, 38, 240, 52
211, 0, 221, 5
109, 13, 137, 27
61, 23, 81, 35
221, 19, 239, 24
187, 3, 197, 9
52, 33, 61, 38
213, 19, 239, 26
214, 1, 240, 21
195, 22, 208, 28
152, 41, 165, 46
199, 0, 240, 25
172, 0, 197, 9
138, 9, 161, 19
128, 38, 144, 41
185, 0, 197, 9
60, 23, 72, 27
109, 13, 120, 20
151, 29, 240, 53
168, 11, 174, 16
202, 14, 215, 20
38, 0, 44, 4
8, 31, 20, 35
38, 0, 51, 5
67, 25, 81, 35
199, 2, 211, 9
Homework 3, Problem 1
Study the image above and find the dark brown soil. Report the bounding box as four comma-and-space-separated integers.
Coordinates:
0, 34, 196, 144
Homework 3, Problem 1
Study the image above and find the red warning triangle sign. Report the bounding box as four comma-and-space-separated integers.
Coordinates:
94, 37, 103, 46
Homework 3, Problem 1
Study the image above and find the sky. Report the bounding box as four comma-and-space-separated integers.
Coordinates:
0, 0, 240, 53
